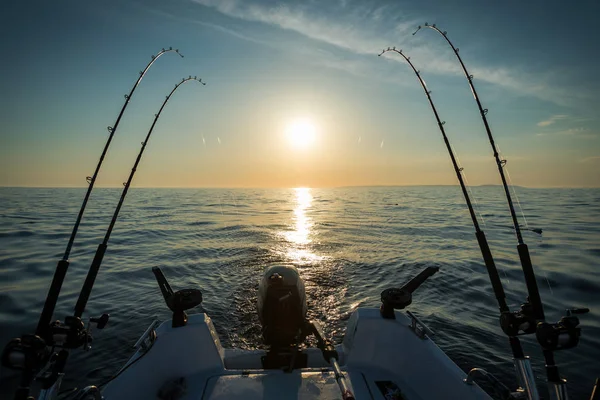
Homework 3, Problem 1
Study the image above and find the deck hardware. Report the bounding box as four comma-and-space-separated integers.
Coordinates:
406, 311, 434, 339
134, 319, 159, 352
411, 23, 592, 396
73, 77, 205, 320
153, 267, 203, 328
71, 385, 102, 400
380, 267, 439, 319
464, 368, 524, 399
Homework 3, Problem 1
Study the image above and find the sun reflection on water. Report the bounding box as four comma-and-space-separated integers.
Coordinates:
282, 187, 323, 264
286, 188, 312, 245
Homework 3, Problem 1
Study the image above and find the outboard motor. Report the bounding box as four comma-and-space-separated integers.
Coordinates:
258, 265, 307, 347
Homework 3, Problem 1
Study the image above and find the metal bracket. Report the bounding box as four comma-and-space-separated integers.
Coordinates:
134, 319, 158, 352
71, 386, 102, 400
406, 311, 434, 339
464, 368, 527, 399
37, 373, 65, 400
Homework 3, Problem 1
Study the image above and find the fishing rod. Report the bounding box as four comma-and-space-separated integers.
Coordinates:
413, 24, 589, 399
74, 76, 206, 318
378, 47, 539, 400
412, 22, 546, 322
35, 47, 183, 340
2, 76, 203, 400
411, 24, 544, 241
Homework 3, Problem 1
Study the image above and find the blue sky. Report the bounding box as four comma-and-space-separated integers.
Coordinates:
1, 0, 599, 187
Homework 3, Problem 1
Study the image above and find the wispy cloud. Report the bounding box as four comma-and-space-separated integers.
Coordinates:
191, 0, 586, 106
537, 114, 568, 127
579, 156, 600, 164
558, 127, 589, 135
192, 0, 419, 55
536, 127, 596, 139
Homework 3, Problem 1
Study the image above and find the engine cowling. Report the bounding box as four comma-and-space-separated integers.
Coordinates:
257, 265, 307, 347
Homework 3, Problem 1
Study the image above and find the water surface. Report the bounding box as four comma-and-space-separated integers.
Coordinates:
0, 187, 599, 398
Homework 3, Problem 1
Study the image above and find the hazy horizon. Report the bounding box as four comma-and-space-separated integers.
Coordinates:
2, 184, 598, 189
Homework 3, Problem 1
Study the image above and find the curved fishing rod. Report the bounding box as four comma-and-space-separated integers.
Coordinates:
74, 76, 206, 318
412, 23, 546, 322
35, 47, 183, 338
378, 47, 540, 399
413, 24, 589, 398
378, 47, 509, 312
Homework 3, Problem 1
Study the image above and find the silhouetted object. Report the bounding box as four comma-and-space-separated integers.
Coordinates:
36, 47, 183, 340
5, 48, 184, 400
413, 23, 544, 319
590, 378, 599, 400
378, 47, 544, 399
413, 24, 587, 396
380, 266, 439, 319
377, 47, 511, 314
152, 267, 203, 328
75, 77, 205, 318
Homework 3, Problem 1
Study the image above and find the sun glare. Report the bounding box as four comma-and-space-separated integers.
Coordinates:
286, 119, 316, 149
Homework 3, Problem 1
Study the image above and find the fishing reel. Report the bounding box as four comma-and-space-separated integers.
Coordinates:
2, 334, 49, 371
48, 314, 109, 351
1, 313, 109, 372
536, 308, 589, 351
500, 300, 537, 336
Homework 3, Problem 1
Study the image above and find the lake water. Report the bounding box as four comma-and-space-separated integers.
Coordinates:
0, 186, 599, 399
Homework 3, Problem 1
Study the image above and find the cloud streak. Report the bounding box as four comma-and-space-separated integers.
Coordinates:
579, 156, 600, 164
191, 0, 583, 106
537, 114, 568, 127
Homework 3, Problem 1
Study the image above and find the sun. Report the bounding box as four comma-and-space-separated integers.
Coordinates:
286, 119, 317, 149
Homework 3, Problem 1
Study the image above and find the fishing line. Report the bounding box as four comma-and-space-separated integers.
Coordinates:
414, 23, 587, 396
412, 24, 533, 244
494, 142, 531, 231
35, 48, 184, 339
453, 149, 486, 226
377, 48, 550, 395
504, 164, 531, 230
378, 47, 510, 316
74, 76, 206, 318
542, 271, 554, 296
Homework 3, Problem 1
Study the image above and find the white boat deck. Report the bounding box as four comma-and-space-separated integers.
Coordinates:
101, 309, 491, 399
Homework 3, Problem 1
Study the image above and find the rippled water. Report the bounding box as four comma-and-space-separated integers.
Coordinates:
0, 186, 599, 399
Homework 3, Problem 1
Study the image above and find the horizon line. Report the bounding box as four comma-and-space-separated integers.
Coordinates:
1, 184, 599, 189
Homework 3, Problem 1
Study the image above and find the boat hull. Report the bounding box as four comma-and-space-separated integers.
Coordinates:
102, 308, 490, 399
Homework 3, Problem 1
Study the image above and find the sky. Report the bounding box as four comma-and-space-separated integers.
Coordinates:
0, 0, 599, 188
